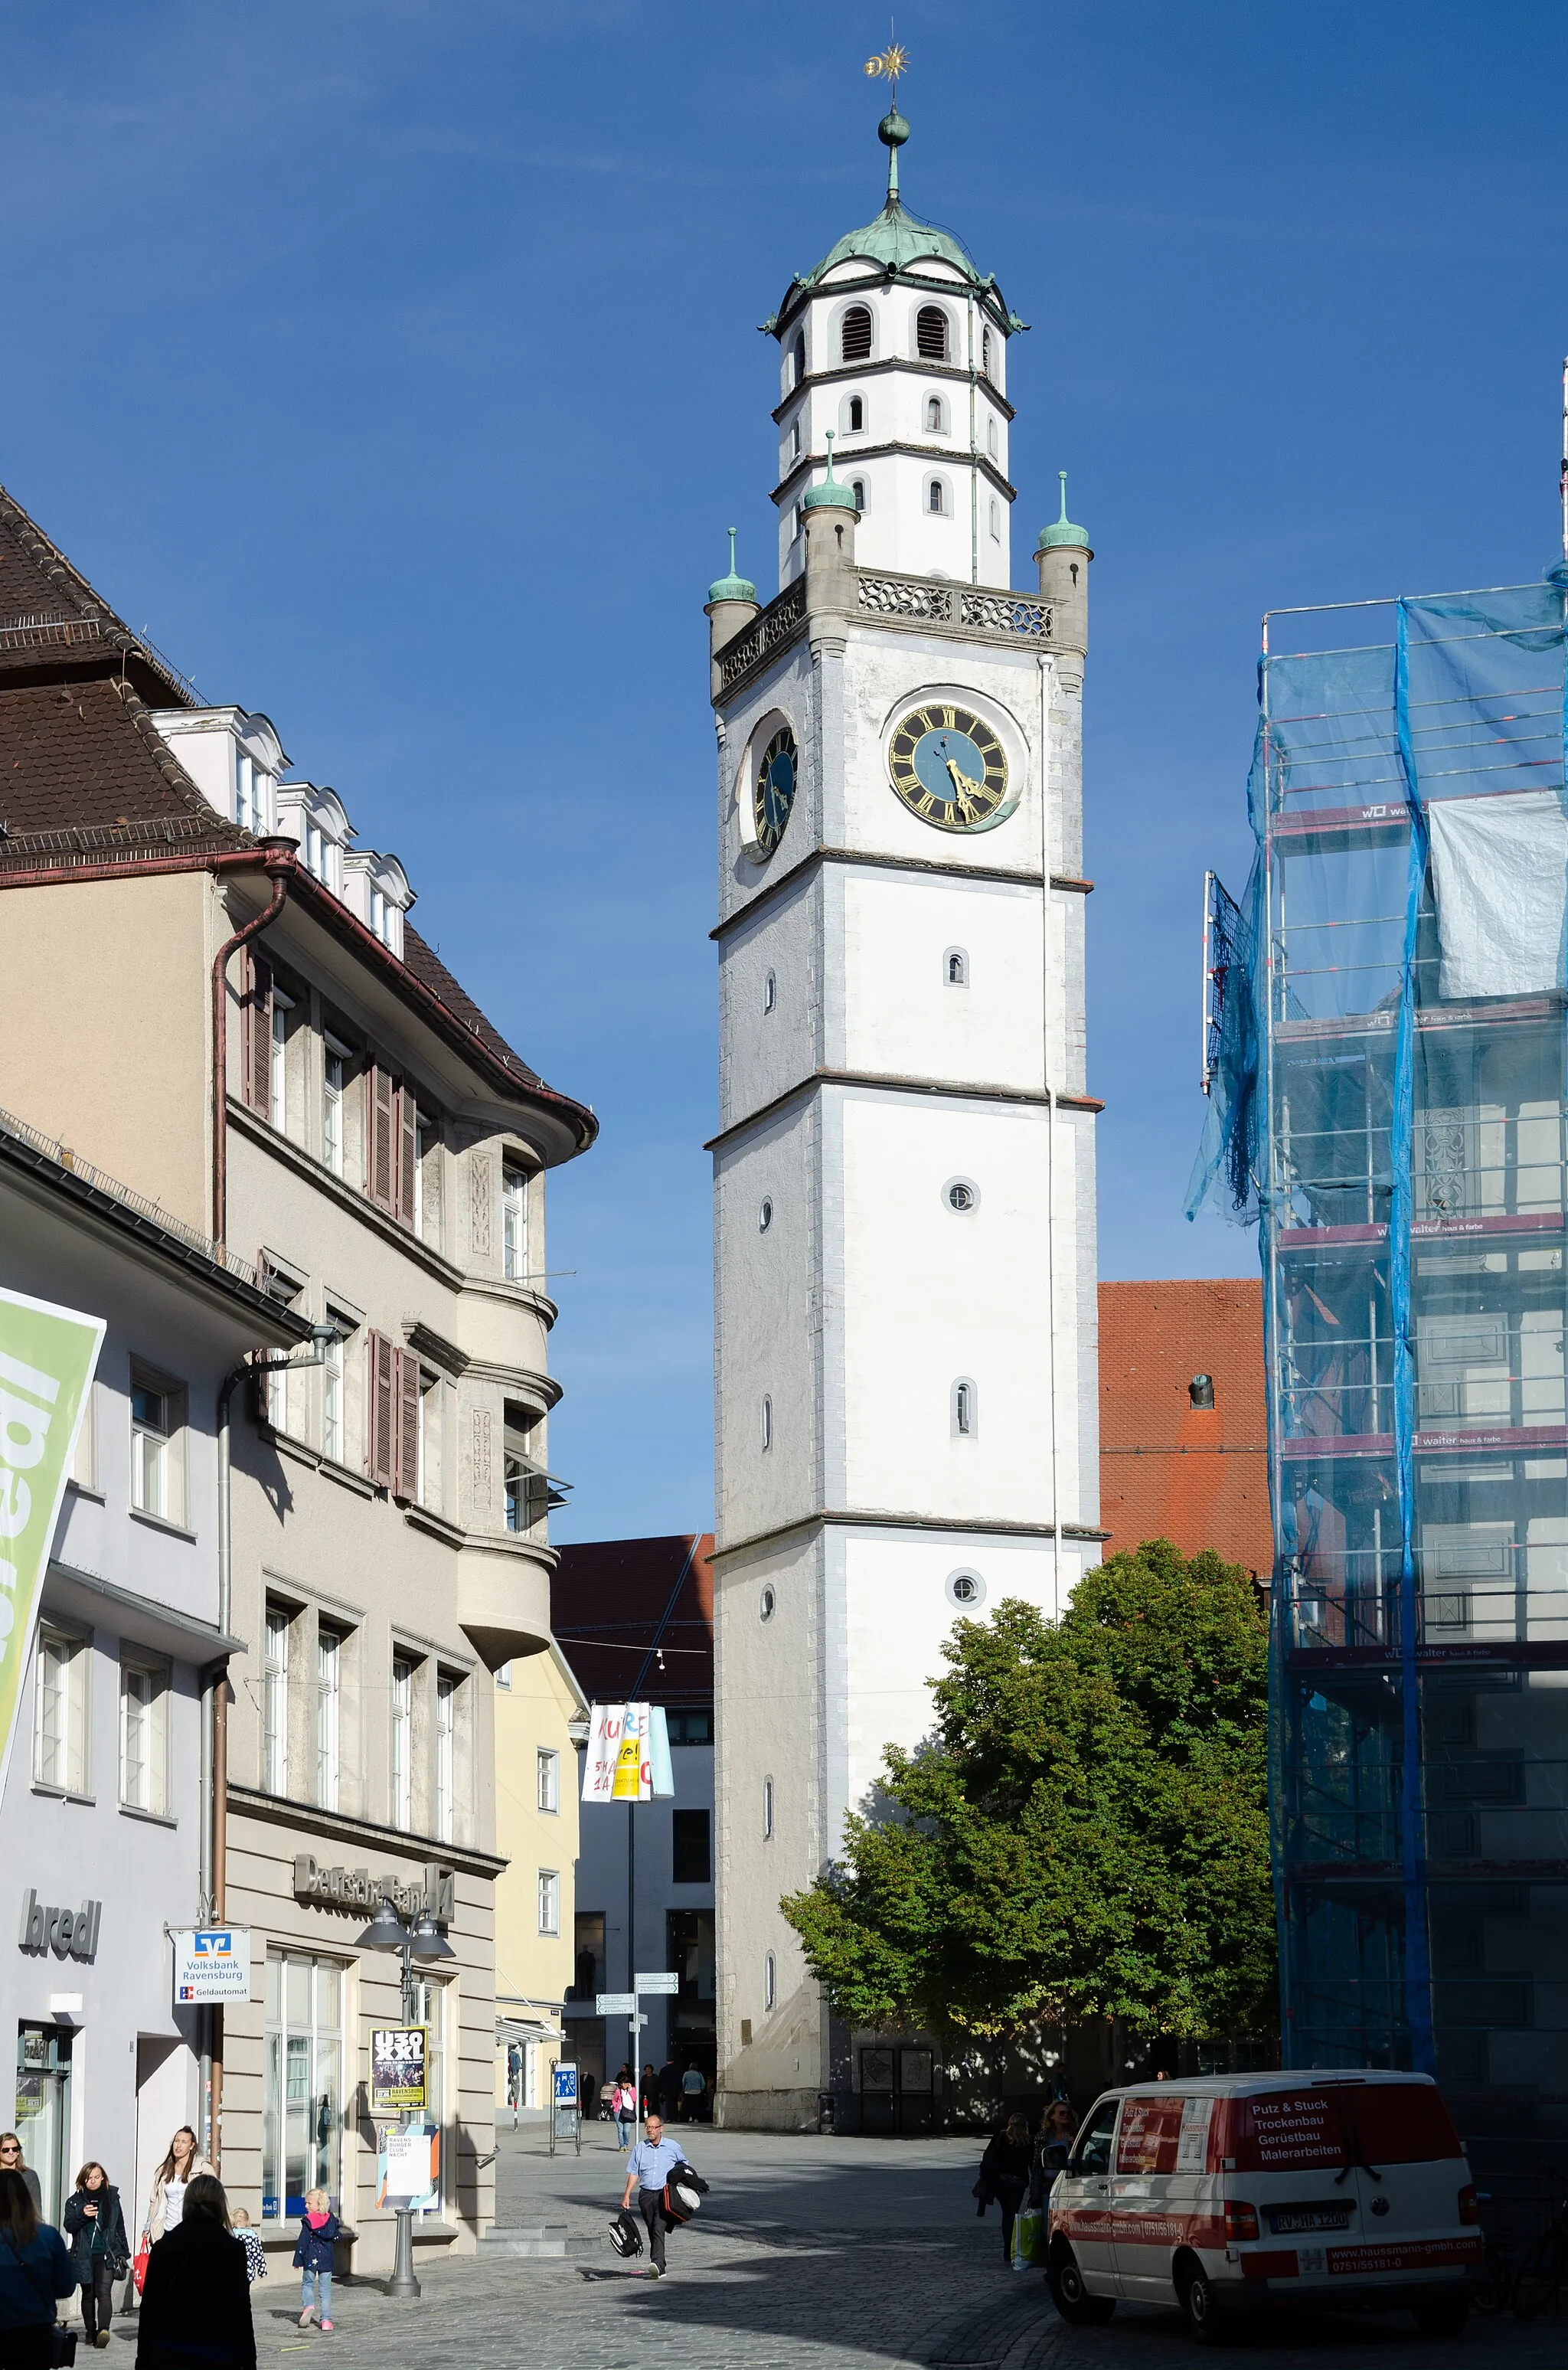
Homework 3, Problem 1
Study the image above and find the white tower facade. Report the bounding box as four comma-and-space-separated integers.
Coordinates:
710, 114, 1102, 2132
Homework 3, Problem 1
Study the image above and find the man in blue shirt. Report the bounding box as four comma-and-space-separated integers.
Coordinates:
619, 2113, 691, 2277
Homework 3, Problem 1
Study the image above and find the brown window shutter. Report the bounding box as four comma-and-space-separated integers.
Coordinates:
366, 1064, 397, 1211
240, 950, 273, 1116
367, 1330, 395, 1485
397, 1090, 418, 1228
394, 1349, 422, 1500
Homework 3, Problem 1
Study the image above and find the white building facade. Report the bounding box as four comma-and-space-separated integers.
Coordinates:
710, 113, 1102, 2130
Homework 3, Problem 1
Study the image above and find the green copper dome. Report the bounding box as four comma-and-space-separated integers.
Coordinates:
800, 433, 858, 514
707, 527, 757, 605
1037, 471, 1090, 553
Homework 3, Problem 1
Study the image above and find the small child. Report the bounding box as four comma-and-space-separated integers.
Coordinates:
231, 2206, 267, 2286
292, 2189, 341, 2332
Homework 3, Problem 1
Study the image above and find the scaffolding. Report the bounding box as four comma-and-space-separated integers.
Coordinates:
1190, 578, 1568, 2174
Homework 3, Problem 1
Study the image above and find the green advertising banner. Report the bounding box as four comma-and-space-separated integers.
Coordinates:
0, 1286, 104, 1804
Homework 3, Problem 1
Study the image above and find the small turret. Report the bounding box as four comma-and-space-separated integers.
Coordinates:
1036, 472, 1092, 660
705, 528, 760, 698
802, 431, 858, 616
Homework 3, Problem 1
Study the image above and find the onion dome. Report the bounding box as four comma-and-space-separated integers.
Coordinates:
801, 432, 858, 514
1037, 471, 1091, 554
707, 527, 757, 603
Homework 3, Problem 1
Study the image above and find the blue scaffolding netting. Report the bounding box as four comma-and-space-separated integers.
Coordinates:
1190, 577, 1568, 2166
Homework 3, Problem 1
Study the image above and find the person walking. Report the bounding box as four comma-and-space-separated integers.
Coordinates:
979, 2115, 1033, 2266
63, 2162, 129, 2349
230, 2210, 266, 2288
0, 2140, 41, 2218
135, 2174, 253, 2370
679, 2063, 706, 2124
612, 2074, 636, 2152
1029, 2100, 1078, 2208
618, 2112, 692, 2280
140, 2126, 214, 2251
656, 2058, 680, 2121
0, 2166, 74, 2368
292, 2189, 340, 2332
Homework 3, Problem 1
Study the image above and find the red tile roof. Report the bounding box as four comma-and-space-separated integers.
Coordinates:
1099, 1279, 1272, 1574
551, 1535, 714, 1708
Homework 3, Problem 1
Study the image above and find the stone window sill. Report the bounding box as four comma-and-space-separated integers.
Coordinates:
129, 1507, 198, 1544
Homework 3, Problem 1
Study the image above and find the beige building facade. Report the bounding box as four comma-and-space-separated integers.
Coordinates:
492, 1642, 587, 2113
0, 486, 596, 2267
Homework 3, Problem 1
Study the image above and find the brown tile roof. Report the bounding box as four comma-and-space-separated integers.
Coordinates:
1099, 1278, 1272, 1574
0, 484, 198, 704
551, 1535, 714, 1708
402, 925, 540, 1086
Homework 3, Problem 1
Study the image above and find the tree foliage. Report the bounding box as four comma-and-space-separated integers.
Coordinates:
781, 1540, 1275, 2041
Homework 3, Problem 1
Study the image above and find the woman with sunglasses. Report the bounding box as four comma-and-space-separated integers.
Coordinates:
0, 2138, 41, 2217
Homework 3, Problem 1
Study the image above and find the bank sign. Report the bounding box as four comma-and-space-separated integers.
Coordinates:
0, 1290, 103, 1808
172, 1928, 252, 2006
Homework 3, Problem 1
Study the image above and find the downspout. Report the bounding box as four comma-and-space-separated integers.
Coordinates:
1039, 654, 1062, 1619
211, 853, 292, 1247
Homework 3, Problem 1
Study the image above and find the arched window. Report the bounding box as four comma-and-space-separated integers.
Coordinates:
989, 498, 1001, 540
927, 479, 946, 516
850, 478, 866, 512
761, 1394, 773, 1450
926, 394, 944, 435
763, 1950, 776, 2012
988, 417, 999, 459
916, 305, 949, 360
982, 325, 993, 378
763, 968, 776, 1014
848, 394, 864, 432
790, 419, 801, 459
792, 331, 806, 387
763, 1776, 775, 1839
840, 305, 872, 362
946, 948, 968, 986
952, 1378, 978, 1438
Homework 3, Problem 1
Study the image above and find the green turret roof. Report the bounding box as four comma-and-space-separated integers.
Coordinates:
707, 527, 757, 605
1037, 471, 1090, 553
800, 432, 858, 514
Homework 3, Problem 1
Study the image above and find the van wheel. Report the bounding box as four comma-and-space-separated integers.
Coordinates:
1413, 2298, 1470, 2337
1178, 2262, 1230, 2345
1047, 2246, 1116, 2326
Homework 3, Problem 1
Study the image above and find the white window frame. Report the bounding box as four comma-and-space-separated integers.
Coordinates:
263, 1604, 289, 1795
322, 1035, 351, 1178
130, 1368, 183, 1525
269, 986, 296, 1135
322, 1326, 345, 1465
502, 1163, 529, 1282
925, 392, 947, 436
391, 1654, 414, 1832
435, 1673, 456, 1844
34, 1623, 90, 1796
119, 1654, 171, 1818
537, 1868, 560, 1937
316, 1624, 341, 1813
537, 1748, 559, 1815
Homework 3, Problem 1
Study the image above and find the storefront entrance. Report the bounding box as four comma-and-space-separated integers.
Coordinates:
15, 2025, 73, 2221
859, 2044, 935, 2136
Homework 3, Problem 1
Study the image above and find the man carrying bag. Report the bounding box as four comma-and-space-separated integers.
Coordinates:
618, 2114, 694, 2280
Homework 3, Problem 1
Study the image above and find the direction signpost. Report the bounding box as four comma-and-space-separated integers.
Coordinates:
596, 1977, 678, 2132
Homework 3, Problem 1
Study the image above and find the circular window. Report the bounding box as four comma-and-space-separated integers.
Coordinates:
946, 1570, 985, 1609
759, 1198, 773, 1233
943, 1176, 980, 1214
760, 1584, 777, 1622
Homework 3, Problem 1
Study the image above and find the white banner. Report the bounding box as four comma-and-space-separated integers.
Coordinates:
581, 1702, 675, 1803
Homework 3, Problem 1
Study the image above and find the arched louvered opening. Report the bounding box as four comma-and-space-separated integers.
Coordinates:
840, 305, 873, 362
916, 305, 949, 360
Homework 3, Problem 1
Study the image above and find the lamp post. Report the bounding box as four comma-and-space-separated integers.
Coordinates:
356, 1896, 453, 2300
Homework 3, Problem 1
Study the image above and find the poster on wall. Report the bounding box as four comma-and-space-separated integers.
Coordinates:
0, 1288, 103, 1806
370, 2026, 427, 2113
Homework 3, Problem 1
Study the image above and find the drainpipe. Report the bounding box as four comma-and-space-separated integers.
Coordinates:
211, 850, 293, 1247
204, 1332, 335, 2169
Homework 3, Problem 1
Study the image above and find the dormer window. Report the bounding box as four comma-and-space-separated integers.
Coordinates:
235, 751, 266, 835
840, 306, 872, 363
344, 850, 412, 958
916, 306, 949, 361
368, 883, 394, 945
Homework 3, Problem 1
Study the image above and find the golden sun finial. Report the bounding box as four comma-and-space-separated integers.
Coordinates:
864, 42, 910, 83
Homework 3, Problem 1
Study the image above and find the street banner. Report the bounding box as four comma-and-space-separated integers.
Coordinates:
370, 2025, 428, 2113
581, 1702, 675, 1803
173, 1927, 252, 2006
0, 1289, 103, 1807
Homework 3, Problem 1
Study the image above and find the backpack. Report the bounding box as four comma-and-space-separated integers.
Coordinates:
607, 2209, 642, 2259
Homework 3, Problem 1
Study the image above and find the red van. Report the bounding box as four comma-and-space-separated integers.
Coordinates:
1046, 2072, 1479, 2341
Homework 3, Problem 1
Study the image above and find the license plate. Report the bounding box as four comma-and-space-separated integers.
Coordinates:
1269, 2206, 1352, 2234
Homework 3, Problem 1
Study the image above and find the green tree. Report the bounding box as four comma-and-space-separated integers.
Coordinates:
781, 1540, 1275, 2041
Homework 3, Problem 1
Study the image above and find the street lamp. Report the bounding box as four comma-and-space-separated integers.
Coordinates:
355, 1896, 439, 2301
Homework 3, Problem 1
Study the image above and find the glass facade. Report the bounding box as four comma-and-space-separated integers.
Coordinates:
263, 1951, 345, 2220
1194, 584, 1568, 2179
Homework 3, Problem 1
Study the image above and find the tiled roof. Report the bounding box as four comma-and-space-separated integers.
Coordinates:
551, 1535, 715, 1708
403, 926, 540, 1086
0, 484, 197, 703
0, 676, 245, 855
1099, 1279, 1272, 1574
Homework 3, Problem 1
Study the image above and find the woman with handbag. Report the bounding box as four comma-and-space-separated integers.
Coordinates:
0, 2166, 75, 2368
63, 2166, 128, 2351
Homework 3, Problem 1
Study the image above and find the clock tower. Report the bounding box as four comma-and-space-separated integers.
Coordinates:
708, 101, 1101, 2130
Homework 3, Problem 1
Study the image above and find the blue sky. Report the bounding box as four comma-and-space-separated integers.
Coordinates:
4, 1, 1566, 1539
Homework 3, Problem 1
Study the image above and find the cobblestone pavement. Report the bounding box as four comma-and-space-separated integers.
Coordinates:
117, 2127, 1567, 2368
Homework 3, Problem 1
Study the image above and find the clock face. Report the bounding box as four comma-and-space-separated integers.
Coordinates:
887, 704, 1008, 832
753, 725, 798, 857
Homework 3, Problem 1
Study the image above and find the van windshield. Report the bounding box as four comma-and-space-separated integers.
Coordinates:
1230, 2084, 1462, 2172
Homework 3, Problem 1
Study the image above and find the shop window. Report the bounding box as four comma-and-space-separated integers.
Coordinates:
263, 1951, 344, 2221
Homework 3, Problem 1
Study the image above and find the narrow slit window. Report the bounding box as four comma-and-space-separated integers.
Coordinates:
763, 1775, 775, 1839
763, 1950, 776, 2012
982, 325, 994, 378
763, 969, 777, 1015
926, 395, 943, 434
792, 332, 806, 386
928, 479, 946, 516
946, 949, 968, 986
848, 394, 864, 432
989, 498, 1001, 540
850, 478, 866, 513
760, 1394, 773, 1451
953, 1378, 978, 1438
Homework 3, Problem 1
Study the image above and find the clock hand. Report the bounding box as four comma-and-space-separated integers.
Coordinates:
944, 756, 982, 813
